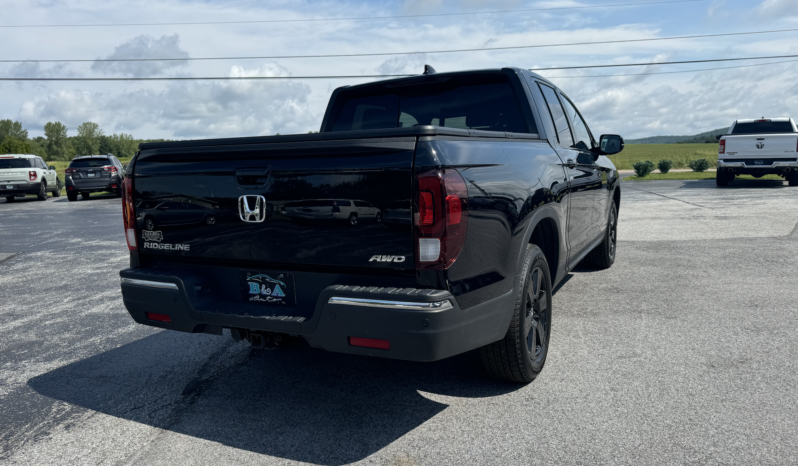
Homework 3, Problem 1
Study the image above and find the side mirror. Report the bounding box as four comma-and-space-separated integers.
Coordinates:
598, 134, 624, 155
49, 165, 56, 170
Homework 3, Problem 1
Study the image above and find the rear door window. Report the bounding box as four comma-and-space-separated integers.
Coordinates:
331, 74, 531, 134
732, 121, 795, 134
538, 84, 574, 147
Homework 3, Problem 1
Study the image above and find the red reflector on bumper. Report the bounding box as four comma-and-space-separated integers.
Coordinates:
146, 313, 172, 323
349, 337, 390, 350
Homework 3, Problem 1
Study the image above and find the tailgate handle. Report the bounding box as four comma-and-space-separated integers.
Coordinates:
236, 167, 271, 188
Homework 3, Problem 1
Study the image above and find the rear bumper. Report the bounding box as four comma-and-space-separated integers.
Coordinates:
66, 176, 121, 192
119, 267, 514, 362
0, 182, 42, 196
718, 159, 798, 176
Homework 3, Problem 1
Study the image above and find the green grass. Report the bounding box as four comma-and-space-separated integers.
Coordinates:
625, 172, 785, 181
609, 144, 719, 170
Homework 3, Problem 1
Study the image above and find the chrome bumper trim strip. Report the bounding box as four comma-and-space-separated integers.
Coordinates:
328, 297, 453, 311
121, 278, 179, 290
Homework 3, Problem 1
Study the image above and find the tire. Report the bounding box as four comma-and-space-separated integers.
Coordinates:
479, 244, 552, 384
5, 196, 14, 203
584, 202, 618, 269
144, 217, 156, 231
37, 181, 48, 200
81, 192, 90, 200
348, 213, 358, 225
52, 183, 61, 197
67, 192, 77, 202
789, 173, 798, 187
716, 172, 730, 187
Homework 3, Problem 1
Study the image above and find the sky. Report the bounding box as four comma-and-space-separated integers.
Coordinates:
1, 0, 797, 140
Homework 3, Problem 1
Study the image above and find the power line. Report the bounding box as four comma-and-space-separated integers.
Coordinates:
0, 0, 704, 28
531, 54, 798, 71
544, 58, 798, 78
3, 28, 797, 63
2, 54, 796, 81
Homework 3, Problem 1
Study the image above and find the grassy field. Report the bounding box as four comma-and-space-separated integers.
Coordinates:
609, 144, 719, 170
625, 172, 784, 181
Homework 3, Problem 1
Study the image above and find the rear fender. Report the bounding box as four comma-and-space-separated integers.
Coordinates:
514, 205, 565, 287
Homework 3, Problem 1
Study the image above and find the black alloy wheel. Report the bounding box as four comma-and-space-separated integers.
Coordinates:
716, 171, 731, 187
480, 244, 553, 383
37, 181, 48, 200
789, 173, 798, 187
585, 202, 618, 269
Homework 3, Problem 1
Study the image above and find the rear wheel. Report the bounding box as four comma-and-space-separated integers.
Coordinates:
716, 172, 731, 187
789, 173, 798, 187
81, 192, 90, 200
5, 196, 14, 203
479, 244, 552, 384
348, 213, 358, 225
585, 203, 618, 269
52, 183, 61, 197
205, 216, 217, 226
37, 181, 48, 200
67, 192, 77, 202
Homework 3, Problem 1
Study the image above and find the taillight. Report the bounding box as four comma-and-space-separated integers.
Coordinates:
65, 168, 78, 174
415, 169, 469, 270
122, 177, 137, 250
719, 138, 726, 155
29, 171, 37, 181
103, 165, 117, 173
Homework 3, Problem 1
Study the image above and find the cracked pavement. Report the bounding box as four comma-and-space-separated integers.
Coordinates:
1, 179, 798, 465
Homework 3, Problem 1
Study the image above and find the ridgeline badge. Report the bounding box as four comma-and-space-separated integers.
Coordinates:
142, 230, 190, 251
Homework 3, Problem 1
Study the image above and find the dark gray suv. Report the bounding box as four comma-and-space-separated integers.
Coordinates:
65, 154, 125, 201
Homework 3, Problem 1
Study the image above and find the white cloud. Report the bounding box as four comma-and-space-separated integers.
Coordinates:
91, 34, 189, 77
19, 63, 316, 138
757, 0, 798, 19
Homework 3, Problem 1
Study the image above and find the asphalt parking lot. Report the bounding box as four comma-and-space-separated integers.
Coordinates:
1, 179, 797, 465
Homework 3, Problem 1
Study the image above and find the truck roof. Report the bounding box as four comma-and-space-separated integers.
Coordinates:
736, 118, 793, 123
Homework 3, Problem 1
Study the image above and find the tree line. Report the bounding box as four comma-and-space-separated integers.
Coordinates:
0, 119, 170, 161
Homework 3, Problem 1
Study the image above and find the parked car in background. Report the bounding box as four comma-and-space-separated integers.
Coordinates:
137, 199, 223, 231
65, 154, 125, 201
0, 154, 61, 202
119, 67, 624, 383
283, 199, 381, 225
717, 118, 798, 186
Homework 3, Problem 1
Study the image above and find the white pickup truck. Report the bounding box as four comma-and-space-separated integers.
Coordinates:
717, 118, 798, 186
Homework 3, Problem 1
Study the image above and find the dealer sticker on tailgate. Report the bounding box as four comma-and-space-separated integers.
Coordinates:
240, 271, 295, 305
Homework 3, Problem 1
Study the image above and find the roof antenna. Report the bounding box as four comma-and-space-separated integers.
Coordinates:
423, 65, 437, 75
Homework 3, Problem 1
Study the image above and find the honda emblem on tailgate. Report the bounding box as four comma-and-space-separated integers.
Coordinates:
238, 195, 266, 223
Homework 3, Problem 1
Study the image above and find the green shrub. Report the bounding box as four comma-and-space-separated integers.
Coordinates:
688, 158, 710, 172
657, 159, 673, 174
633, 160, 656, 177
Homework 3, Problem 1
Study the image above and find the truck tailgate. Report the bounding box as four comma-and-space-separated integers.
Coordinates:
724, 134, 798, 158
132, 137, 416, 270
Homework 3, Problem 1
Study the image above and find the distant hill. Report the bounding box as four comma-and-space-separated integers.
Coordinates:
627, 127, 729, 144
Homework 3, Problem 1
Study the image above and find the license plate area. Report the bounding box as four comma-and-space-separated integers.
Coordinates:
87, 172, 96, 177
4, 185, 13, 190
240, 271, 295, 306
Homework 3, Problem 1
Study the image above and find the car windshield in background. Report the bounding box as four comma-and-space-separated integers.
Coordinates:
732, 121, 795, 134
331, 74, 530, 133
69, 158, 111, 168
0, 159, 32, 169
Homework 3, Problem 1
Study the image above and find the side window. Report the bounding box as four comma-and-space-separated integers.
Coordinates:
538, 84, 574, 147
560, 95, 593, 151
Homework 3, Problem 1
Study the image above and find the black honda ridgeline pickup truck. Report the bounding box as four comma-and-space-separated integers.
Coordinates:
120, 67, 624, 383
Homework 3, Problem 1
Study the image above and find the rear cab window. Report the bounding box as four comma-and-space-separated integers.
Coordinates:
0, 158, 32, 169
731, 121, 796, 134
69, 158, 112, 168
330, 73, 534, 134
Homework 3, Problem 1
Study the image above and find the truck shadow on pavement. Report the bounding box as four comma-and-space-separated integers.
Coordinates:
676, 179, 788, 189
29, 332, 522, 465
